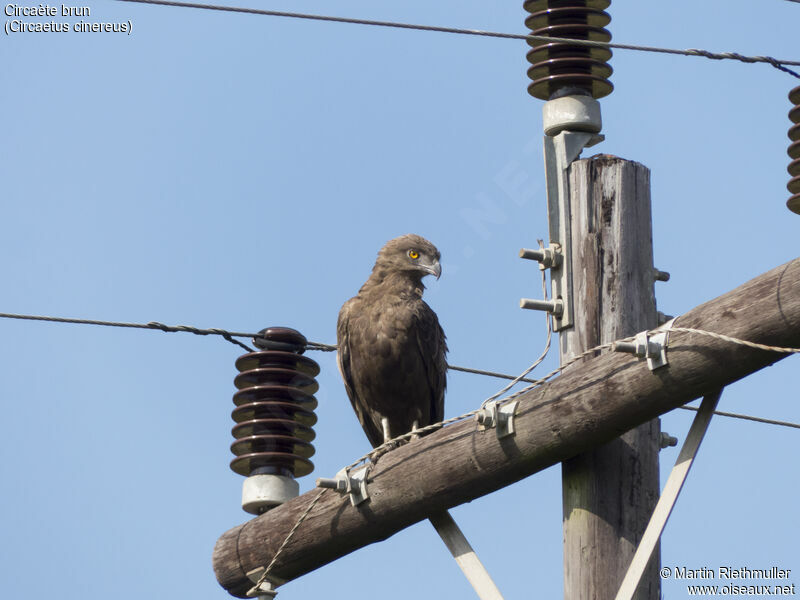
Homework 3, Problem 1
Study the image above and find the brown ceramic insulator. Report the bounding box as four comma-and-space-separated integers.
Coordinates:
230, 435, 315, 477
790, 123, 800, 143
527, 57, 613, 100
230, 452, 313, 479
789, 86, 800, 122
232, 419, 316, 442
234, 367, 319, 395
790, 83, 800, 144
523, 0, 610, 12
524, 6, 611, 30
235, 350, 320, 376
230, 327, 319, 478
232, 401, 317, 426
524, 0, 614, 100
789, 87, 800, 214
788, 193, 800, 214
790, 140, 800, 160
232, 384, 318, 410
790, 158, 800, 178
788, 175, 800, 215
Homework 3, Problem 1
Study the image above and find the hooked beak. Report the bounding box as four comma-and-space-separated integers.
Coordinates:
424, 259, 442, 280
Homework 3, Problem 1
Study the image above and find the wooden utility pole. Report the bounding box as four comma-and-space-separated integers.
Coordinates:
561, 157, 661, 600
213, 257, 800, 598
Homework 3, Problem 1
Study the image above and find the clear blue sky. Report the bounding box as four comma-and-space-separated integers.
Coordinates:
1, 1, 798, 599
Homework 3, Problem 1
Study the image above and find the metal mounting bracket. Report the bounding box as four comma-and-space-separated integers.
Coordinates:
613, 318, 676, 371
245, 568, 279, 599
315, 466, 369, 506
475, 400, 520, 439
542, 130, 602, 331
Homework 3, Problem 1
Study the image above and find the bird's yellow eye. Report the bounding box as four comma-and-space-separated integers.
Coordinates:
408, 250, 419, 259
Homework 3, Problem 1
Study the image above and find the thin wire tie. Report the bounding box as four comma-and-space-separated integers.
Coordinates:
248, 488, 328, 597
482, 245, 552, 408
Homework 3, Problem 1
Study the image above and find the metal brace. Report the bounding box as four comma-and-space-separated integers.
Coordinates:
613, 318, 676, 371
534, 95, 605, 331
475, 400, 520, 439
315, 466, 369, 506
541, 131, 603, 331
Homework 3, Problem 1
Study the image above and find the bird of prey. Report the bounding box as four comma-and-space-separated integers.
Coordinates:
337, 234, 447, 448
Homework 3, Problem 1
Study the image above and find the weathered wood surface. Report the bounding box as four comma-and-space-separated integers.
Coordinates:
214, 257, 800, 598
561, 156, 661, 600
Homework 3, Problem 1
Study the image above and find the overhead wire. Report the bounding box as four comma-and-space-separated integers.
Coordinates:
447, 364, 540, 384
0, 309, 540, 380
0, 311, 262, 353
1, 310, 799, 431
0, 311, 341, 354
116, 0, 800, 78
678, 405, 800, 430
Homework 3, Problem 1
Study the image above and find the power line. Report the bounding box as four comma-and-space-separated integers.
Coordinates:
2, 310, 798, 431
0, 310, 534, 377
0, 311, 260, 353
448, 364, 539, 384
116, 0, 800, 78
678, 405, 800, 430
0, 310, 536, 376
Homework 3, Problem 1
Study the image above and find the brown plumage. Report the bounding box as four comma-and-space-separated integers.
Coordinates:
337, 234, 447, 448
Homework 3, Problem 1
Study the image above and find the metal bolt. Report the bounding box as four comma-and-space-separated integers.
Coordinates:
316, 477, 347, 492
660, 433, 678, 449
613, 341, 638, 355
474, 408, 495, 428
520, 298, 564, 316
654, 269, 671, 282
316, 468, 369, 506
519, 245, 562, 269
519, 248, 546, 262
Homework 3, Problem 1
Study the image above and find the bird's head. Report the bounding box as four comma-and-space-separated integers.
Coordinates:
374, 234, 442, 283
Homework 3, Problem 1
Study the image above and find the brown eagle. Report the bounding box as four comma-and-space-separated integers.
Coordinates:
337, 234, 447, 448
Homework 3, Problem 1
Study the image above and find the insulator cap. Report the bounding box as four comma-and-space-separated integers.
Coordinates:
788, 86, 800, 215
524, 0, 614, 101
252, 326, 309, 353
241, 474, 299, 514
542, 94, 602, 135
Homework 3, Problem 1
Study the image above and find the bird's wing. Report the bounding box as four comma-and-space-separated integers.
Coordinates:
337, 297, 384, 447
415, 301, 448, 424
336, 298, 356, 405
